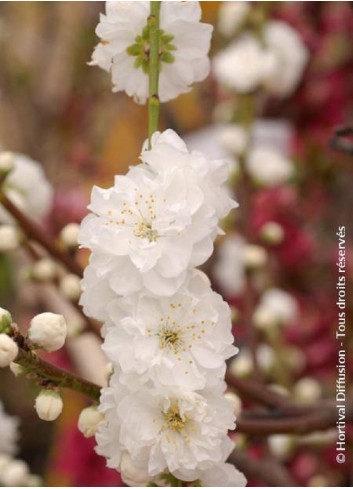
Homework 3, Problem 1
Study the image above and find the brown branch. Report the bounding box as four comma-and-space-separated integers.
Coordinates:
235, 400, 353, 435
0, 189, 83, 277
10, 328, 101, 401
229, 448, 298, 487
226, 372, 314, 415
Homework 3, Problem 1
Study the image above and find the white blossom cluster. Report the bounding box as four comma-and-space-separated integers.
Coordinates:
214, 3, 309, 98
91, 1, 212, 104
79, 130, 246, 486
0, 152, 53, 225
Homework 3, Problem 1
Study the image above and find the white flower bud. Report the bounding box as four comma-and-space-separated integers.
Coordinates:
34, 390, 63, 421
60, 223, 80, 248
217, 1, 249, 38
0, 152, 15, 175
32, 258, 57, 282
253, 306, 277, 331
28, 312, 67, 352
257, 344, 275, 373
0, 226, 22, 252
293, 377, 322, 403
260, 221, 285, 245
224, 391, 242, 416
9, 362, 25, 377
1, 459, 29, 486
0, 307, 12, 333
0, 334, 18, 367
78, 406, 103, 438
243, 245, 268, 270
218, 124, 249, 155
268, 434, 294, 461
229, 351, 252, 378
59, 274, 81, 301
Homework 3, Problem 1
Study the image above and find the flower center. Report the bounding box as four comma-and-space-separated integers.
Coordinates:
157, 323, 185, 354
126, 25, 177, 73
134, 221, 159, 242
163, 404, 185, 432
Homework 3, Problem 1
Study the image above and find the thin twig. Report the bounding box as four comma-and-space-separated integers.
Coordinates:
0, 189, 83, 277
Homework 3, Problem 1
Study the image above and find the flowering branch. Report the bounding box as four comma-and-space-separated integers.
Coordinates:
0, 188, 83, 277
148, 1, 161, 147
8, 327, 101, 401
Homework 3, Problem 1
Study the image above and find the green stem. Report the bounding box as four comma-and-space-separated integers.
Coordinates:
148, 1, 161, 148
10, 329, 101, 401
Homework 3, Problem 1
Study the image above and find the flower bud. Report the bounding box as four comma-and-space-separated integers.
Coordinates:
59, 274, 81, 301
60, 223, 80, 249
0, 226, 22, 252
260, 221, 284, 245
78, 406, 103, 438
32, 258, 57, 282
34, 390, 63, 421
0, 307, 12, 333
229, 351, 252, 378
224, 391, 242, 416
268, 434, 294, 461
253, 306, 277, 331
293, 377, 322, 403
1, 459, 29, 486
0, 152, 15, 176
243, 244, 268, 270
28, 312, 67, 352
0, 334, 18, 367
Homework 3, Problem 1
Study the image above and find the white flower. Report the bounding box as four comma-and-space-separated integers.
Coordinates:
78, 406, 103, 438
96, 374, 235, 482
213, 36, 277, 93
59, 274, 81, 301
0, 402, 19, 455
0, 335, 18, 368
90, 1, 212, 104
34, 390, 63, 421
60, 223, 80, 248
197, 462, 247, 487
28, 312, 67, 352
0, 307, 12, 333
79, 129, 236, 297
79, 264, 117, 322
0, 226, 21, 252
263, 21, 309, 97
246, 147, 294, 186
103, 271, 237, 390
0, 153, 53, 225
217, 1, 250, 38
218, 124, 249, 155
254, 288, 298, 329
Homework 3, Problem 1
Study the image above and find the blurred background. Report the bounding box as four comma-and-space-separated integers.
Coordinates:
0, 1, 352, 487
